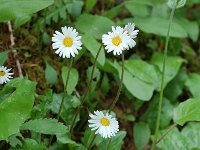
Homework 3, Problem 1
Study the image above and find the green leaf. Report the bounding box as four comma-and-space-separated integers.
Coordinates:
156, 127, 188, 150
14, 15, 31, 28
45, 62, 58, 84
125, 59, 162, 91
185, 73, 200, 98
182, 122, 200, 149
0, 78, 35, 140
151, 52, 185, 89
62, 66, 79, 95
125, 1, 149, 17
97, 131, 126, 150
164, 70, 188, 102
167, 0, 187, 9
14, 138, 47, 150
0, 51, 9, 66
113, 61, 154, 101
82, 34, 105, 66
20, 118, 68, 135
134, 17, 187, 38
134, 122, 150, 150
141, 95, 173, 129
0, 0, 53, 22
75, 14, 114, 39
174, 18, 199, 42
50, 93, 80, 126
103, 4, 124, 19
173, 98, 200, 126
85, 0, 97, 12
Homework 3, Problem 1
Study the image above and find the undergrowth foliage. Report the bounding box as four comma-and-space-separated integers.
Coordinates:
0, 0, 200, 149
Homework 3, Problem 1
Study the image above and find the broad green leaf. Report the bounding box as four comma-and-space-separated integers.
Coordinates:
100, 74, 110, 94
182, 122, 200, 149
62, 66, 79, 95
164, 70, 188, 102
82, 34, 105, 66
141, 95, 173, 130
134, 122, 150, 150
151, 52, 185, 89
45, 62, 58, 84
0, 0, 53, 22
156, 127, 188, 150
20, 118, 68, 135
8, 133, 23, 147
75, 14, 114, 39
113, 61, 154, 101
175, 18, 199, 42
134, 17, 187, 38
97, 131, 126, 150
125, 1, 149, 17
103, 4, 124, 19
51, 93, 80, 126
57, 134, 79, 145
167, 0, 187, 9
174, 98, 200, 126
125, 59, 161, 91
185, 73, 200, 98
0, 78, 35, 140
0, 51, 9, 66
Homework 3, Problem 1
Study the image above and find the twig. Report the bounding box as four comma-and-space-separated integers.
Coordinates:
7, 21, 23, 77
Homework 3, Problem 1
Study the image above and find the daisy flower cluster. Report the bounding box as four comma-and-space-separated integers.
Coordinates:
0, 66, 14, 84
88, 110, 119, 138
102, 23, 139, 55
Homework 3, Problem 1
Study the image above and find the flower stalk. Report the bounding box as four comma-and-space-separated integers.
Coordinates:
151, 0, 177, 149
70, 44, 103, 135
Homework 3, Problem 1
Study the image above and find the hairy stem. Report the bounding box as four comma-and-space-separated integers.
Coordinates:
151, 0, 177, 149
48, 58, 73, 146
109, 54, 124, 112
70, 44, 103, 135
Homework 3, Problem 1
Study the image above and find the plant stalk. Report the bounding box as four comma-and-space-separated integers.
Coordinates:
70, 44, 103, 135
109, 54, 124, 112
48, 58, 73, 146
151, 0, 177, 149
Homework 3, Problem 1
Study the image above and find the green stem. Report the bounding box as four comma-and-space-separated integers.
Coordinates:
48, 58, 73, 146
88, 134, 97, 150
109, 54, 124, 112
151, 0, 177, 149
106, 138, 112, 150
70, 44, 103, 135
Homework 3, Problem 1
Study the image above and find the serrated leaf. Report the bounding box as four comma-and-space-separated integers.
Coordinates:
82, 34, 105, 66
134, 122, 150, 150
20, 118, 68, 135
174, 98, 200, 126
0, 78, 35, 140
45, 62, 58, 84
0, 0, 53, 22
185, 73, 200, 98
62, 66, 79, 95
75, 14, 114, 39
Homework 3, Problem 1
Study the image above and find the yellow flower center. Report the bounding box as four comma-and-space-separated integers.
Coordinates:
112, 36, 122, 46
63, 37, 73, 47
0, 71, 5, 77
100, 117, 110, 126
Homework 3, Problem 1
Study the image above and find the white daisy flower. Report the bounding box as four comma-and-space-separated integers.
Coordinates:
102, 26, 131, 55
52, 26, 82, 58
124, 23, 139, 50
0, 66, 14, 84
88, 110, 119, 138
